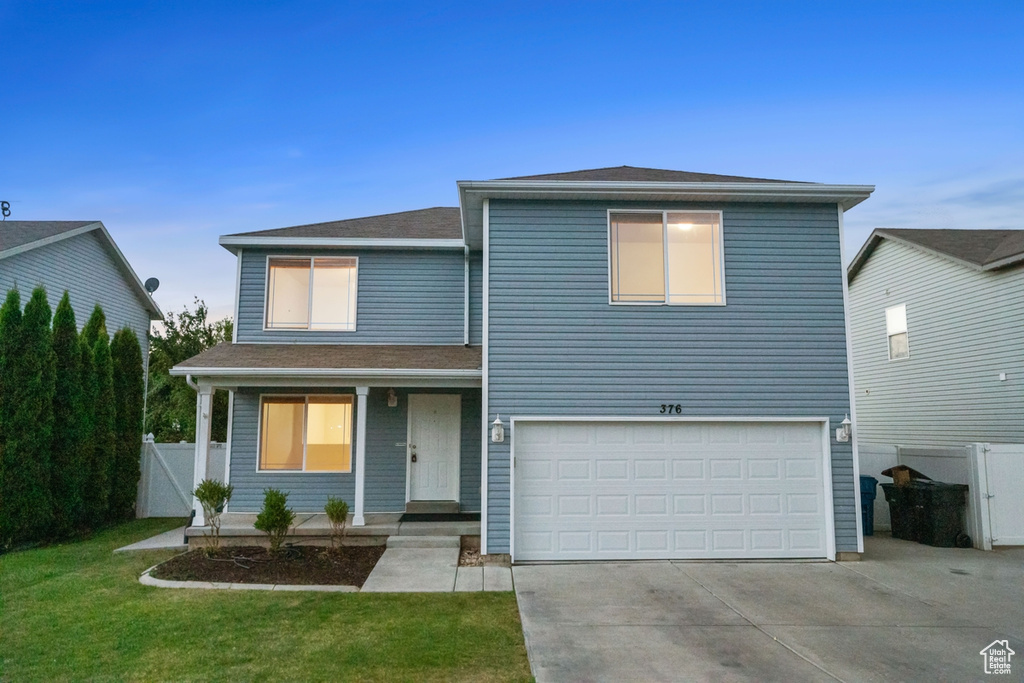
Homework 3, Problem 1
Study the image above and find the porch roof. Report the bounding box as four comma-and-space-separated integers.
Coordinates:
170, 343, 482, 386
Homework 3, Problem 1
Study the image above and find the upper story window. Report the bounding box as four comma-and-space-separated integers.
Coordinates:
265, 256, 357, 331
609, 211, 724, 305
886, 304, 909, 360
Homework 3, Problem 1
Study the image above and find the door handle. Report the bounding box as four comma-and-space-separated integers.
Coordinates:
411, 454, 417, 463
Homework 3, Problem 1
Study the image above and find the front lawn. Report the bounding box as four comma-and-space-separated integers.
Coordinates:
0, 519, 532, 682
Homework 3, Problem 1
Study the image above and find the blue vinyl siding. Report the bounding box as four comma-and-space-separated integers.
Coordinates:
0, 230, 153, 361
484, 200, 857, 554
235, 248, 473, 344
228, 387, 481, 513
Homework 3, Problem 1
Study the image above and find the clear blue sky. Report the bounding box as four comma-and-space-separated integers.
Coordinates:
2, 1, 1022, 320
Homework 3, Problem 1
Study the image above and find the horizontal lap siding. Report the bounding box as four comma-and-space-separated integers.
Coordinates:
235, 248, 467, 344
486, 201, 856, 553
229, 387, 482, 513
0, 232, 153, 362
849, 240, 1024, 445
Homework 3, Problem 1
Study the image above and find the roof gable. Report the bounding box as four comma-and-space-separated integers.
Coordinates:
501, 166, 802, 184
848, 228, 1024, 281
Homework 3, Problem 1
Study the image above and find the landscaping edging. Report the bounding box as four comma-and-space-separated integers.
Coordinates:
139, 566, 358, 592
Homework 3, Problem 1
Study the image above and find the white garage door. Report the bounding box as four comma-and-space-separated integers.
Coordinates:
513, 420, 831, 561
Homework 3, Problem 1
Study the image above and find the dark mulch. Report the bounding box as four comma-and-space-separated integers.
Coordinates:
151, 545, 386, 587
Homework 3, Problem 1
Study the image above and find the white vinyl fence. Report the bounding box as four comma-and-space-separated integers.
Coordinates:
136, 438, 227, 518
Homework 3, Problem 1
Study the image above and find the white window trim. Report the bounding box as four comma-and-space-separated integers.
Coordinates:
262, 255, 359, 332
606, 209, 726, 307
885, 304, 910, 361
256, 394, 355, 474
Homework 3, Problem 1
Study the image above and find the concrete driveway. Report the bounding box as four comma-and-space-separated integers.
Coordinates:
513, 536, 1024, 682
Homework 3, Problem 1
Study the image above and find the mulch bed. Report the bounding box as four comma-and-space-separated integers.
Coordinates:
151, 545, 386, 587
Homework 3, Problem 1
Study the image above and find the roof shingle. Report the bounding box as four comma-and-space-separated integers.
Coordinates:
500, 165, 801, 183
175, 343, 481, 373
0, 221, 98, 254
225, 207, 461, 240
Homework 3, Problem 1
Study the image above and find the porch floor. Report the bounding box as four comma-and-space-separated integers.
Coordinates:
185, 512, 480, 544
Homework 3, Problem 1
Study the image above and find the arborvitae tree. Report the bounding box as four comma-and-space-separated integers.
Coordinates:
0, 288, 55, 544
0, 289, 24, 546
109, 328, 144, 522
78, 341, 101, 527
90, 333, 116, 528
51, 292, 85, 537
81, 305, 107, 350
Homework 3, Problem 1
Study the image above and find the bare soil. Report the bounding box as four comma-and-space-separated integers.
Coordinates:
151, 545, 385, 587
459, 547, 482, 567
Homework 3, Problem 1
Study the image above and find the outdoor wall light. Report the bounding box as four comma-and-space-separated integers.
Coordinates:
836, 415, 852, 443
387, 388, 398, 408
491, 415, 505, 443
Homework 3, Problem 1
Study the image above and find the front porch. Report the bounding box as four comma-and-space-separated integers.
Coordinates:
186, 511, 481, 549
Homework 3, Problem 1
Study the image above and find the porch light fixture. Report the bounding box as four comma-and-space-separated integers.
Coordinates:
491, 415, 505, 443
387, 388, 398, 408
836, 415, 852, 443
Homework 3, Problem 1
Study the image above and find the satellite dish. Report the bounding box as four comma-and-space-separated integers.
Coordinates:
144, 277, 160, 294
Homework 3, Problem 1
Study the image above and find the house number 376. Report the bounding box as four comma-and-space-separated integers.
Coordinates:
660, 404, 682, 414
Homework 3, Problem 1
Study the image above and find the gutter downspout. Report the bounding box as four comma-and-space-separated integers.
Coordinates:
185, 373, 199, 392
464, 246, 470, 346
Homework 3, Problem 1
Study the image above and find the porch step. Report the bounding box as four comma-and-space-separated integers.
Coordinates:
387, 535, 461, 549
405, 500, 460, 514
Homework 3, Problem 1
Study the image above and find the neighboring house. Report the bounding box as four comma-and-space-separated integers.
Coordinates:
0, 221, 163, 358
173, 166, 874, 562
847, 228, 1024, 546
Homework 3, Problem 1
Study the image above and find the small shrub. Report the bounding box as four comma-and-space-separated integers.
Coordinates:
254, 488, 294, 554
324, 496, 349, 547
193, 479, 233, 551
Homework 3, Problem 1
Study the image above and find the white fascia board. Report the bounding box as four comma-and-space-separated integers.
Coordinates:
458, 180, 875, 248
218, 235, 466, 253
169, 366, 481, 378
94, 224, 165, 320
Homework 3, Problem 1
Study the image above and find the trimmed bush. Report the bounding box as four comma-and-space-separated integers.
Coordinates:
254, 488, 295, 554
50, 292, 85, 537
0, 288, 24, 546
193, 478, 233, 551
80, 305, 107, 350
324, 496, 349, 548
89, 333, 115, 529
78, 339, 100, 527
109, 328, 144, 522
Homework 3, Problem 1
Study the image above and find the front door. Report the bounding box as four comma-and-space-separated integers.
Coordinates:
408, 394, 461, 501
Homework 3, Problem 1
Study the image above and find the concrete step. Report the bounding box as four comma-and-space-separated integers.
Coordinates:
405, 500, 460, 514
387, 535, 461, 549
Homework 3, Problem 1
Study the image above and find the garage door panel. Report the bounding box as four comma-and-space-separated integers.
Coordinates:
513, 421, 829, 561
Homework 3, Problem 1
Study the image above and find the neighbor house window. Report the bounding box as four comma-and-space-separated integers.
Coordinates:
265, 257, 357, 330
259, 396, 353, 472
609, 211, 724, 304
886, 304, 910, 360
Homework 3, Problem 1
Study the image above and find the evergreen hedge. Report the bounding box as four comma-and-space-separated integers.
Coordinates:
110, 328, 144, 522
0, 289, 24, 546
78, 337, 101, 529
50, 293, 85, 536
89, 332, 116, 529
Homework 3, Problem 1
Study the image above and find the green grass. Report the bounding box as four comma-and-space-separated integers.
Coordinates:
1, 519, 532, 682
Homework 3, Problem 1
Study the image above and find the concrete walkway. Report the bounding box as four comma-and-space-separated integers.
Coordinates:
361, 538, 513, 593
514, 536, 1024, 682
114, 526, 188, 553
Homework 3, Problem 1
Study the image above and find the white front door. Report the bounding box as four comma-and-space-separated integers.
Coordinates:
408, 394, 461, 501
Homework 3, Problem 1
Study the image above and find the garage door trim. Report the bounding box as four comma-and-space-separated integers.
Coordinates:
509, 416, 836, 562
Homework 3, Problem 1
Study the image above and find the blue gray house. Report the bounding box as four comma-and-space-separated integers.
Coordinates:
0, 221, 162, 357
173, 167, 874, 561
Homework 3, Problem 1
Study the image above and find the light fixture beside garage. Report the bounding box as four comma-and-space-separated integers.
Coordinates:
491, 415, 505, 443
836, 415, 852, 442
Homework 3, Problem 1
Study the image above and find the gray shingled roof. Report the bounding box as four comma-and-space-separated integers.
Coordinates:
501, 166, 801, 183
848, 228, 1024, 281
225, 207, 461, 240
0, 221, 98, 254
174, 343, 482, 373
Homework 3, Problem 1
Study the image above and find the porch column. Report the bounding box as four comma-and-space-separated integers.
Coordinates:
353, 386, 369, 526
192, 384, 214, 526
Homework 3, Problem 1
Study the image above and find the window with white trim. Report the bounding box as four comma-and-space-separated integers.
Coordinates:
886, 304, 909, 360
259, 395, 354, 472
265, 257, 357, 330
609, 211, 724, 304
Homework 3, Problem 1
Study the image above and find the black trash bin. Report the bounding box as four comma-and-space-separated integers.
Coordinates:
880, 482, 922, 541
859, 475, 878, 536
914, 481, 969, 547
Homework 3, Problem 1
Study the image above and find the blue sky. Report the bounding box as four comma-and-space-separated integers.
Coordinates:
2, 1, 1022, 319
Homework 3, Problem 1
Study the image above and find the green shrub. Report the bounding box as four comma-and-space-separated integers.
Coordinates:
193, 478, 233, 551
50, 292, 84, 537
254, 488, 294, 553
324, 496, 349, 547
78, 340, 100, 527
81, 309, 113, 530
109, 328, 144, 522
